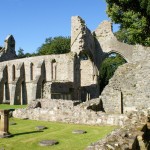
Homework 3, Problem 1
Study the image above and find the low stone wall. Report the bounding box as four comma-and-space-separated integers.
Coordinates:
13, 99, 127, 126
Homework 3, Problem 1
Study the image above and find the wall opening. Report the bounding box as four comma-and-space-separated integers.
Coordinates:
12, 65, 15, 81
121, 91, 123, 114
51, 59, 56, 80
21, 81, 26, 105
3, 82, 9, 103
79, 51, 89, 60
99, 52, 127, 94
30, 63, 33, 80
41, 80, 45, 98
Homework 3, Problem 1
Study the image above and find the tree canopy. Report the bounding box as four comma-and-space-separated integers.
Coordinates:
17, 36, 71, 58
37, 36, 71, 55
106, 0, 150, 46
17, 48, 38, 58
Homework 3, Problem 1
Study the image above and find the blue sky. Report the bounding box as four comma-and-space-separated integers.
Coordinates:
0, 0, 118, 54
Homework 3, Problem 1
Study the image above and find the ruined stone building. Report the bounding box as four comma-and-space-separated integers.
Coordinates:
0, 16, 150, 114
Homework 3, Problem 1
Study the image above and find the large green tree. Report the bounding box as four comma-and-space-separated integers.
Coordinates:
37, 36, 71, 55
106, 0, 150, 46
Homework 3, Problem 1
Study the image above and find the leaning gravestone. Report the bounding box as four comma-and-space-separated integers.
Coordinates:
39, 140, 59, 146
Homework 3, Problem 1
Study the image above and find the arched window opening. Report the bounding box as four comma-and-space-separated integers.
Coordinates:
21, 81, 26, 105
3, 82, 9, 102
51, 59, 56, 80
99, 52, 127, 94
41, 80, 45, 98
79, 51, 89, 61
30, 63, 33, 80
12, 65, 15, 81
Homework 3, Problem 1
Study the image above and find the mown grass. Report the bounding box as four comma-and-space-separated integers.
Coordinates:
0, 104, 27, 110
0, 118, 116, 150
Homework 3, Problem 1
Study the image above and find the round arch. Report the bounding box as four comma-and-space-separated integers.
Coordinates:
107, 50, 128, 63
99, 51, 127, 93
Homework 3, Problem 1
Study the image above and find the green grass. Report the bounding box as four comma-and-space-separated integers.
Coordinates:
0, 104, 27, 110
0, 118, 116, 150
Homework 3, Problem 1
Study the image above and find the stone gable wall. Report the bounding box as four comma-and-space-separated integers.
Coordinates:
0, 35, 16, 62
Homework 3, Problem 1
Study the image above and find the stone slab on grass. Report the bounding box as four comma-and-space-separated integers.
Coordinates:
35, 126, 47, 131
72, 130, 87, 134
39, 140, 59, 146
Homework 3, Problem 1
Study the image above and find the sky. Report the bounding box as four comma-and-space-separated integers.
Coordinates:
0, 0, 118, 54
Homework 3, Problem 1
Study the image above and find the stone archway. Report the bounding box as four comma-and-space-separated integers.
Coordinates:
99, 52, 127, 94
107, 50, 128, 63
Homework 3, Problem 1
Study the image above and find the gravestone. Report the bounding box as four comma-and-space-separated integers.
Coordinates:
0, 110, 11, 138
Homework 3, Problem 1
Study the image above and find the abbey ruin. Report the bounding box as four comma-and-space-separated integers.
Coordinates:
0, 16, 150, 115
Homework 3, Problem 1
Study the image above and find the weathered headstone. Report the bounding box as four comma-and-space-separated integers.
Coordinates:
0, 110, 11, 138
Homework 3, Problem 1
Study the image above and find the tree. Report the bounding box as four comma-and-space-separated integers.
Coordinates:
17, 48, 25, 58
99, 54, 126, 93
106, 0, 150, 46
37, 36, 71, 55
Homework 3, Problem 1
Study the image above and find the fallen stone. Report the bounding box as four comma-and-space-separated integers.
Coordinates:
39, 140, 58, 146
106, 144, 115, 150
27, 100, 41, 109
72, 130, 87, 134
35, 126, 47, 131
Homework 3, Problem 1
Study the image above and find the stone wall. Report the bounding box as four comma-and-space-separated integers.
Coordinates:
0, 53, 80, 104
100, 56, 150, 114
13, 99, 127, 126
71, 16, 100, 100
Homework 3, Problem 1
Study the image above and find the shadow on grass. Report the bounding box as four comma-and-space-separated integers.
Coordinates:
12, 130, 43, 137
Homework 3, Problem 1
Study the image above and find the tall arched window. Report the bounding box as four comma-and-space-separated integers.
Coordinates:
30, 63, 33, 80
51, 59, 56, 80
79, 51, 89, 61
12, 65, 15, 81
41, 80, 45, 98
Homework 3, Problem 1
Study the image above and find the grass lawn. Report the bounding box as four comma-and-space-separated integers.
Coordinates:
0, 118, 116, 150
0, 104, 27, 110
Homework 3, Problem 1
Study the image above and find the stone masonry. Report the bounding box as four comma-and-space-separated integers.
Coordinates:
0, 16, 150, 114
0, 35, 16, 62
